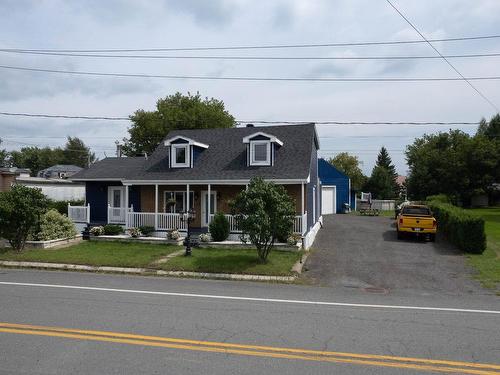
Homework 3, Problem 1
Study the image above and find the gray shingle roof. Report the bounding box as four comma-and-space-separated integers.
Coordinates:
72, 123, 318, 182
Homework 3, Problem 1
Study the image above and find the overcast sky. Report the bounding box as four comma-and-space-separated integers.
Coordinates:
1, 0, 499, 174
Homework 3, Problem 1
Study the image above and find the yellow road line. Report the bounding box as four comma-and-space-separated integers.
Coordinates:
1, 322, 498, 371
0, 325, 498, 375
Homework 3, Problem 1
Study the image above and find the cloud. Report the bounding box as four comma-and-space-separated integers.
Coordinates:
163, 0, 236, 28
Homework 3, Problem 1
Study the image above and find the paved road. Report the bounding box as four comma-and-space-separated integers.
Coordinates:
305, 215, 488, 296
0, 269, 499, 374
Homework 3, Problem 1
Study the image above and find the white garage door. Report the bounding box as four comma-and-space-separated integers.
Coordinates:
321, 186, 336, 215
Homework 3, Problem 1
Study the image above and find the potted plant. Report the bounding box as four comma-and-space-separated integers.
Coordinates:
128, 227, 142, 238
168, 229, 180, 240
90, 226, 105, 236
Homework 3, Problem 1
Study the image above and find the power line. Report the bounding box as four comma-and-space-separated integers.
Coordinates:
2, 64, 500, 82
386, 0, 499, 112
0, 112, 129, 121
3, 49, 500, 60
0, 111, 481, 125
3, 34, 500, 52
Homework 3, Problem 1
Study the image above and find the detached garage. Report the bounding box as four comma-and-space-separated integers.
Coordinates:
318, 158, 355, 214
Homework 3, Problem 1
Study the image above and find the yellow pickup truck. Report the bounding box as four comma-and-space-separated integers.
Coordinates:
396, 204, 437, 241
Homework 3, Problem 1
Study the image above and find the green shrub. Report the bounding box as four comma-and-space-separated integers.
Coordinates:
209, 212, 230, 242
35, 209, 77, 241
428, 202, 486, 254
48, 200, 85, 215
103, 224, 124, 235
0, 185, 49, 251
139, 226, 155, 236
426, 194, 452, 204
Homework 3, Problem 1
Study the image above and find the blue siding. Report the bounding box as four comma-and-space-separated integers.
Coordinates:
318, 158, 351, 213
307, 142, 319, 229
130, 185, 141, 212
86, 182, 119, 223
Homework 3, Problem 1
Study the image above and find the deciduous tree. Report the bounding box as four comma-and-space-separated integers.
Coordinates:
328, 152, 366, 190
231, 177, 295, 262
123, 92, 236, 156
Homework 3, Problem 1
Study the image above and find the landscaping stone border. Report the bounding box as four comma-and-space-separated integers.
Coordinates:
2, 235, 83, 250
0, 260, 297, 282
89, 235, 184, 246
197, 241, 301, 252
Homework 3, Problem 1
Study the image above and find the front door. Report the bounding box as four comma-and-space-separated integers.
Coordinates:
201, 191, 217, 227
108, 186, 126, 223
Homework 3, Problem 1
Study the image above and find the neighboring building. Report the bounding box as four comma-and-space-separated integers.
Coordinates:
14, 177, 85, 201
0, 167, 31, 192
318, 159, 355, 214
38, 164, 83, 179
72, 124, 322, 248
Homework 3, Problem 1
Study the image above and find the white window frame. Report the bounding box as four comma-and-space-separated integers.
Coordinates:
171, 144, 190, 168
250, 141, 271, 166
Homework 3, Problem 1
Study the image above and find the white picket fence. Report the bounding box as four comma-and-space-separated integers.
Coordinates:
67, 204, 90, 223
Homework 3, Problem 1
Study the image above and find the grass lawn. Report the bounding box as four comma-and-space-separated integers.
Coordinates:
467, 208, 500, 290
160, 247, 301, 276
0, 241, 180, 268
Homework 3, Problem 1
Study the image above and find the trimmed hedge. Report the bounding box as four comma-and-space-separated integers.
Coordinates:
427, 201, 486, 254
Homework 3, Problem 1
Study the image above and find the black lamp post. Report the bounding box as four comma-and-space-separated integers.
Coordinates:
180, 209, 195, 256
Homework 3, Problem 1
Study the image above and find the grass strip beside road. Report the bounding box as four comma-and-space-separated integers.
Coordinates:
1, 323, 499, 375
0, 242, 180, 268
467, 208, 500, 290
159, 247, 301, 276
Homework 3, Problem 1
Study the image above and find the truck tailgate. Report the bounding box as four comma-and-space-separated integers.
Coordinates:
401, 216, 434, 228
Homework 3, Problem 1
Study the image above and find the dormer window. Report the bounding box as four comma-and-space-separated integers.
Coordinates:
164, 136, 209, 169
172, 144, 189, 168
243, 131, 283, 167
250, 141, 271, 166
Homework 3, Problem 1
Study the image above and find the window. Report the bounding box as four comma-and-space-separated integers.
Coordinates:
164, 191, 194, 213
171, 144, 190, 168
250, 141, 270, 166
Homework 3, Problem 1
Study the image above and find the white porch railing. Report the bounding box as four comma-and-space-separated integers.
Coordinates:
68, 203, 90, 223
125, 212, 187, 231
108, 205, 133, 224
127, 212, 155, 228
157, 213, 186, 231
208, 213, 307, 235
294, 212, 307, 235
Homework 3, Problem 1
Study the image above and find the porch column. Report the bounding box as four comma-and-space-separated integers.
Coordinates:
301, 182, 305, 215
125, 185, 129, 228
207, 183, 211, 225
186, 183, 190, 212
154, 184, 158, 230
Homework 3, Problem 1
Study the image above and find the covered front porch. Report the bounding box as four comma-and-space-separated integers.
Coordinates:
71, 182, 308, 236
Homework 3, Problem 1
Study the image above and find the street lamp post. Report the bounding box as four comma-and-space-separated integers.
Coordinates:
180, 209, 195, 256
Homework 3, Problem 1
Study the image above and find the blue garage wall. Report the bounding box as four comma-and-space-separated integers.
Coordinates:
318, 159, 351, 213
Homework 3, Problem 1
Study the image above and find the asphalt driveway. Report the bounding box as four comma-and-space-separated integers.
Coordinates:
304, 214, 488, 296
